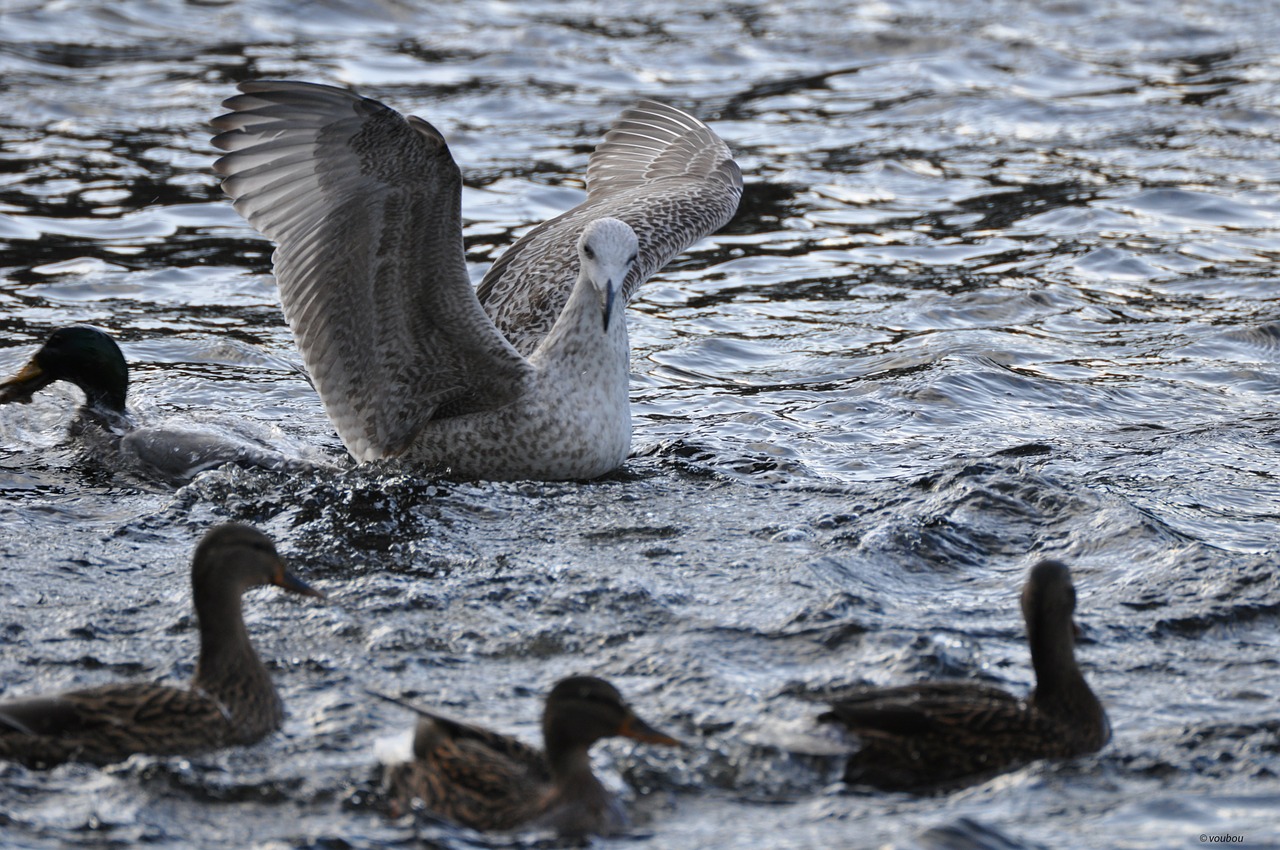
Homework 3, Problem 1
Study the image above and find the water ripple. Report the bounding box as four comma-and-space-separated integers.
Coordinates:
2, 1, 1280, 847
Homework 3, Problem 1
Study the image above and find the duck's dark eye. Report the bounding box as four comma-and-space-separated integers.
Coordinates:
583, 245, 596, 260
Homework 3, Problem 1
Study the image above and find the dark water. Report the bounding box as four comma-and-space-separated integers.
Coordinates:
2, 1, 1279, 847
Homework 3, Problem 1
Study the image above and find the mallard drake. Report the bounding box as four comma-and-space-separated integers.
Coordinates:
819, 559, 1110, 791
381, 676, 683, 837
212, 82, 741, 479
0, 325, 311, 481
0, 325, 130, 419
0, 523, 323, 767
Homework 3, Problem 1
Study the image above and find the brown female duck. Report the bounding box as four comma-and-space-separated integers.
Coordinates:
0, 523, 323, 767
819, 559, 1109, 791
382, 676, 683, 837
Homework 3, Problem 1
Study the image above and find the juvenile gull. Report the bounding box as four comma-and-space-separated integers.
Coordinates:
211, 81, 742, 480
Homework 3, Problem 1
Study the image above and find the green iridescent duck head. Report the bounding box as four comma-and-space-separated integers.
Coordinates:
0, 326, 129, 412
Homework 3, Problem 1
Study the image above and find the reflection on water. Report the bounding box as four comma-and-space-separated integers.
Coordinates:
2, 1, 1280, 847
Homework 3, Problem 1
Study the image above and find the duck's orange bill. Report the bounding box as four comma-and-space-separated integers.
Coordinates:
618, 713, 684, 748
0, 359, 48, 404
273, 566, 325, 599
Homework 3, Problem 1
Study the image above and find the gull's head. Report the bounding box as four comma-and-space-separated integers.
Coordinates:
577, 217, 639, 331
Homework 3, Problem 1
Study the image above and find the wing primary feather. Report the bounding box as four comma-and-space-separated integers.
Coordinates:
213, 81, 534, 458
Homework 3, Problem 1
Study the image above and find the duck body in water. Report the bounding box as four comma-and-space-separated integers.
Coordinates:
0, 325, 319, 482
0, 523, 323, 767
819, 560, 1110, 791
381, 676, 683, 838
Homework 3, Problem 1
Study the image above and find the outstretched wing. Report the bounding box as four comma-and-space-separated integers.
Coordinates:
476, 100, 743, 355
212, 81, 533, 460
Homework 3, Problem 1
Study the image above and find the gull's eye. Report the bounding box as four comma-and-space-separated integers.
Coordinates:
627, 252, 638, 265
584, 245, 596, 260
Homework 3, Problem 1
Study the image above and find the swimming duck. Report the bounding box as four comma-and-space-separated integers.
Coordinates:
0, 325, 130, 420
819, 560, 1109, 791
381, 675, 683, 837
0, 325, 311, 481
0, 523, 323, 767
212, 81, 741, 479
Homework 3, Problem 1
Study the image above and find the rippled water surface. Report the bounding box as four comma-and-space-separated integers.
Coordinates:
2, 1, 1279, 847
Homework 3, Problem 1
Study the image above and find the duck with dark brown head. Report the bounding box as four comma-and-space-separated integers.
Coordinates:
381, 675, 683, 838
0, 524, 323, 767
819, 560, 1109, 791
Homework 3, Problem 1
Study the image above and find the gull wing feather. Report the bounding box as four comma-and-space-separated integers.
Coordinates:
476, 100, 742, 355
212, 81, 533, 460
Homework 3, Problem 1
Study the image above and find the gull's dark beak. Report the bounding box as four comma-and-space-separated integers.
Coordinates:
603, 280, 617, 332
